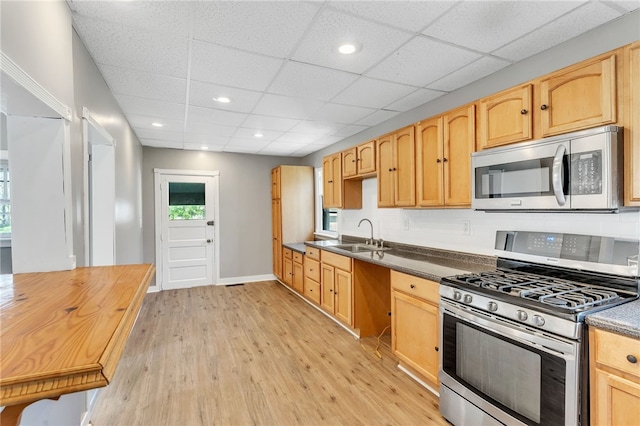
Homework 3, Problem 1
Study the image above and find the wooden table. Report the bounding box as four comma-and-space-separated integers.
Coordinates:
0, 264, 155, 425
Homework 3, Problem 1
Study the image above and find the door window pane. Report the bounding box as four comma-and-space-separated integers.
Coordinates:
168, 182, 205, 220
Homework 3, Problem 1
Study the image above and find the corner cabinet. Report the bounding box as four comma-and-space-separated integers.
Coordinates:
478, 84, 533, 149
625, 41, 640, 206
271, 166, 314, 281
416, 105, 475, 207
377, 125, 416, 207
391, 270, 440, 388
589, 327, 640, 425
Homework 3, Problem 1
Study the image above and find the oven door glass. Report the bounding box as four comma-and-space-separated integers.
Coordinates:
474, 156, 568, 200
442, 313, 566, 426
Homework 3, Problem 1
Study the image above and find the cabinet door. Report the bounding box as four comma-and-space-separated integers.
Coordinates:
272, 199, 282, 279
592, 369, 640, 426
478, 84, 532, 149
539, 55, 616, 136
416, 117, 444, 207
330, 153, 342, 208
377, 135, 395, 207
626, 42, 640, 206
358, 140, 376, 174
320, 264, 335, 313
334, 268, 353, 326
283, 256, 293, 287
293, 261, 304, 293
322, 156, 333, 208
342, 147, 357, 178
394, 126, 416, 207
443, 105, 475, 206
271, 167, 280, 199
391, 290, 439, 386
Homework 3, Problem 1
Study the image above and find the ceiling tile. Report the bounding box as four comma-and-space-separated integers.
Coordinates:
268, 61, 359, 101
241, 115, 301, 132
259, 146, 301, 156
492, 2, 624, 62
233, 128, 283, 141
290, 144, 328, 156
183, 133, 229, 146
127, 114, 183, 132
193, 2, 321, 58
115, 95, 185, 120
140, 139, 183, 150
289, 121, 345, 135
276, 132, 325, 144
135, 128, 183, 143
355, 109, 401, 126
99, 65, 187, 103
263, 140, 309, 150
291, 7, 414, 74
187, 105, 247, 127
331, 124, 368, 138
190, 41, 284, 91
188, 80, 262, 113
326, 1, 455, 32
183, 143, 224, 152
184, 121, 237, 138
427, 56, 512, 92
331, 77, 416, 109
223, 145, 268, 154
224, 138, 271, 149
73, 15, 189, 78
252, 94, 326, 120
70, 1, 191, 37
423, 1, 585, 53
383, 88, 445, 112
600, 1, 640, 12
366, 36, 481, 87
312, 103, 376, 123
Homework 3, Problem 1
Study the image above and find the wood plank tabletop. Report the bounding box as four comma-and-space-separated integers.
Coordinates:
0, 264, 155, 406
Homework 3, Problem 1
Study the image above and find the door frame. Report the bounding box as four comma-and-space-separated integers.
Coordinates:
153, 168, 220, 291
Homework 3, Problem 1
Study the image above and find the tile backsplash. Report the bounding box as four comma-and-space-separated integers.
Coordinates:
339, 178, 640, 256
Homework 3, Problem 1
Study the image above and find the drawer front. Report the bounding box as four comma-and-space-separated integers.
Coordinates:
390, 270, 439, 304
593, 328, 640, 379
293, 252, 303, 263
304, 278, 321, 304
304, 258, 320, 282
282, 247, 293, 259
321, 250, 352, 271
306, 246, 321, 261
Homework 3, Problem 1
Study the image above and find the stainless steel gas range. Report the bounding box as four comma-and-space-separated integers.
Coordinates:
439, 230, 639, 426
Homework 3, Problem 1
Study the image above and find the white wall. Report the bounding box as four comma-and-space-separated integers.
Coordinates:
340, 178, 640, 255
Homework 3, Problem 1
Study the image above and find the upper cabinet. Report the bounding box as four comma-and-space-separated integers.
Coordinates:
343, 140, 376, 179
377, 126, 416, 207
322, 153, 342, 208
538, 54, 617, 137
417, 105, 475, 207
478, 84, 533, 150
625, 41, 640, 206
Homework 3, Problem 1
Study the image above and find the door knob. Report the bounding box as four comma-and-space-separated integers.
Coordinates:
206, 239, 212, 243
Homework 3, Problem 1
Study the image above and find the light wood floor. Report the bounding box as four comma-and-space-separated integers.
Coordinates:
91, 281, 450, 426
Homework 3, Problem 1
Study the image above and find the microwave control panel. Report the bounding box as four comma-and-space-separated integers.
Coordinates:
571, 150, 602, 195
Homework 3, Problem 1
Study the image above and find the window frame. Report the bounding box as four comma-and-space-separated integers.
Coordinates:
0, 153, 10, 246
314, 167, 338, 238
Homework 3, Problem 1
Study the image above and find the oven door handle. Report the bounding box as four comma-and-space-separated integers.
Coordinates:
552, 144, 567, 206
440, 300, 577, 358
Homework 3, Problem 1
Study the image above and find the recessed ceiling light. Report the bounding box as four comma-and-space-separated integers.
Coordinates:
201, 146, 208, 150
254, 133, 264, 138
338, 42, 360, 55
151, 122, 164, 127
213, 96, 231, 103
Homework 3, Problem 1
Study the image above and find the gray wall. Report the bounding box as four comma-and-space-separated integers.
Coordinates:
1, 1, 144, 267
301, 10, 640, 168
142, 147, 300, 280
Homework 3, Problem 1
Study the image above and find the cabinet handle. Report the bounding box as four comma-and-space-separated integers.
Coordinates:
328, 180, 333, 183
520, 109, 527, 114
352, 159, 356, 163
435, 346, 439, 352
393, 167, 397, 171
410, 284, 415, 289
627, 354, 638, 364
540, 104, 548, 110
436, 159, 441, 163
388, 168, 393, 172
443, 158, 448, 162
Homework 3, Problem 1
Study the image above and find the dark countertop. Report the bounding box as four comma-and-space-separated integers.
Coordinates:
586, 299, 640, 339
304, 239, 496, 282
282, 242, 306, 254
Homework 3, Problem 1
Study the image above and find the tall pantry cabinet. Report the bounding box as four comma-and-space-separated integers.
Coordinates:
271, 166, 314, 280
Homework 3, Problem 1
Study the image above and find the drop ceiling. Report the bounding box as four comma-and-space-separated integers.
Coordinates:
67, 0, 638, 157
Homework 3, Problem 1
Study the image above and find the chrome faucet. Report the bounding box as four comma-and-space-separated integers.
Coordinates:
358, 218, 374, 246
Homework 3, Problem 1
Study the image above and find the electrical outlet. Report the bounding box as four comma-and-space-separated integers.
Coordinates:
403, 217, 410, 230
462, 220, 470, 235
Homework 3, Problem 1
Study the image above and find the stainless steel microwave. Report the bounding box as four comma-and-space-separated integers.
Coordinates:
472, 126, 623, 212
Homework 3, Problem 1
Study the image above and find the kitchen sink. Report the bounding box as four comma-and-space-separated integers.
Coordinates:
333, 243, 392, 253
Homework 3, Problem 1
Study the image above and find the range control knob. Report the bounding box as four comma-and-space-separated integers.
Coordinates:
517, 310, 528, 321
463, 294, 473, 304
453, 291, 462, 301
488, 302, 498, 312
532, 315, 546, 327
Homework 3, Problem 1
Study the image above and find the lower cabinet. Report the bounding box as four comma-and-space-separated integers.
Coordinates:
282, 248, 293, 287
589, 327, 640, 425
320, 250, 354, 327
303, 249, 321, 305
292, 251, 304, 294
390, 270, 440, 388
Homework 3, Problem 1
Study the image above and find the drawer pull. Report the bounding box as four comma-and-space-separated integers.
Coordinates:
627, 354, 638, 364
410, 284, 415, 289
435, 346, 439, 352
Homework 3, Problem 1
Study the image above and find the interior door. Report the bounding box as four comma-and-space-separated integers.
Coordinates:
160, 175, 215, 290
